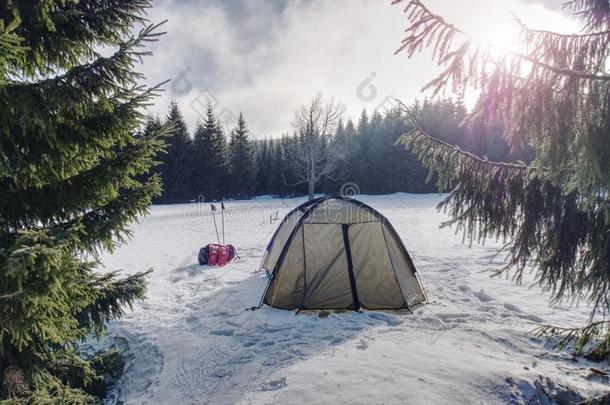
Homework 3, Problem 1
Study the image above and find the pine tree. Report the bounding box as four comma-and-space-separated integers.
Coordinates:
157, 102, 192, 203
140, 115, 163, 185
267, 139, 288, 196
228, 113, 256, 198
394, 0, 610, 358
192, 118, 215, 200
344, 118, 356, 139
0, 1, 168, 402
352, 109, 372, 193
383, 106, 433, 193
365, 109, 396, 194
192, 104, 229, 201
323, 119, 351, 194
341, 118, 360, 189
213, 117, 230, 200
255, 138, 272, 195
282, 135, 309, 196
416, 98, 467, 147
366, 110, 387, 193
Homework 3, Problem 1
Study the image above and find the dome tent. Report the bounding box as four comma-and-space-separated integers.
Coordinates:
258, 196, 426, 310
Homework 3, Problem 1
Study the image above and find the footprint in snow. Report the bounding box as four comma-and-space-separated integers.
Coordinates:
436, 313, 470, 323
458, 285, 471, 293
332, 336, 344, 344
517, 313, 544, 324
503, 303, 523, 313
260, 377, 287, 391
185, 316, 201, 330
479, 305, 498, 314
356, 339, 369, 350
262, 357, 280, 367
170, 276, 183, 284
366, 312, 402, 326
209, 328, 236, 336
230, 353, 255, 365
473, 289, 494, 302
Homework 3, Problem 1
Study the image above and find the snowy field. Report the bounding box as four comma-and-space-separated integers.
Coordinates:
94, 194, 608, 404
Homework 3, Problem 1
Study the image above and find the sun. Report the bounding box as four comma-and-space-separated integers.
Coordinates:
468, 17, 520, 51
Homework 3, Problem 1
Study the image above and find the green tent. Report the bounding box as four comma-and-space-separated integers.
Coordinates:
259, 196, 426, 310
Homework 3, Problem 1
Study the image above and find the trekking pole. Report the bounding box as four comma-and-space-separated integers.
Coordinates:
221, 201, 225, 245
211, 204, 220, 244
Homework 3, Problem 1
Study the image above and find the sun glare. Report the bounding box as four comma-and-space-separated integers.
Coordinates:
468, 18, 520, 52
461, 2, 581, 55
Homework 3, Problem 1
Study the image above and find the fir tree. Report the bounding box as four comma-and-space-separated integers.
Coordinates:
323, 118, 352, 194
267, 139, 288, 196
384, 106, 433, 193
282, 135, 309, 196
394, 0, 610, 358
0, 1, 168, 402
341, 118, 360, 189
255, 138, 272, 195
213, 117, 230, 199
192, 118, 215, 200
352, 109, 372, 192
365, 110, 387, 193
228, 113, 256, 198
157, 102, 192, 203
344, 118, 356, 139
192, 104, 229, 201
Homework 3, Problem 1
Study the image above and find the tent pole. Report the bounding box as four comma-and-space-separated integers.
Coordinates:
342, 224, 360, 311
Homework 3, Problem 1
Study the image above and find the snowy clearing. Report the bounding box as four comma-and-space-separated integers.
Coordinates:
93, 194, 608, 404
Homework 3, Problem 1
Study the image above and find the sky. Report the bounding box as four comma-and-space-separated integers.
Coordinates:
140, 0, 578, 139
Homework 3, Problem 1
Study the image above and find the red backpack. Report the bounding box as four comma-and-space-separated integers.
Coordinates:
200, 244, 237, 266
208, 244, 219, 266
207, 243, 235, 266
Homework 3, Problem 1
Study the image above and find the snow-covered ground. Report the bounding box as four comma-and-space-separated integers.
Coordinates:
95, 194, 608, 404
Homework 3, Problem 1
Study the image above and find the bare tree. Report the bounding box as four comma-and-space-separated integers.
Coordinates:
291, 94, 346, 200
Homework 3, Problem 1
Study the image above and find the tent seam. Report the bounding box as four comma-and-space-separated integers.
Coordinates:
263, 197, 326, 306
380, 223, 410, 310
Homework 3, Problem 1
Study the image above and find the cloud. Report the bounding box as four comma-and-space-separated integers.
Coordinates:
138, 0, 577, 138
521, 0, 569, 13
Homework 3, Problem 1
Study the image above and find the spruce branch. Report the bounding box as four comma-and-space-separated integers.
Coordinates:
393, 1, 610, 208
393, 0, 610, 364
12, 0, 155, 77
514, 16, 610, 40
9, 19, 167, 93
397, 100, 529, 172
393, 0, 610, 88
2, 70, 170, 191
514, 16, 610, 74
77, 269, 153, 334
0, 17, 26, 81
564, 0, 610, 32
534, 320, 610, 360
395, 99, 610, 313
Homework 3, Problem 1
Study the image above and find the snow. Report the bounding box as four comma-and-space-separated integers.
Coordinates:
95, 193, 609, 404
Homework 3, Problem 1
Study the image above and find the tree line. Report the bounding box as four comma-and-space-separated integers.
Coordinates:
150, 96, 515, 203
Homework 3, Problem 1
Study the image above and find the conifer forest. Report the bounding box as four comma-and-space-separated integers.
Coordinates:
1, 1, 609, 404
